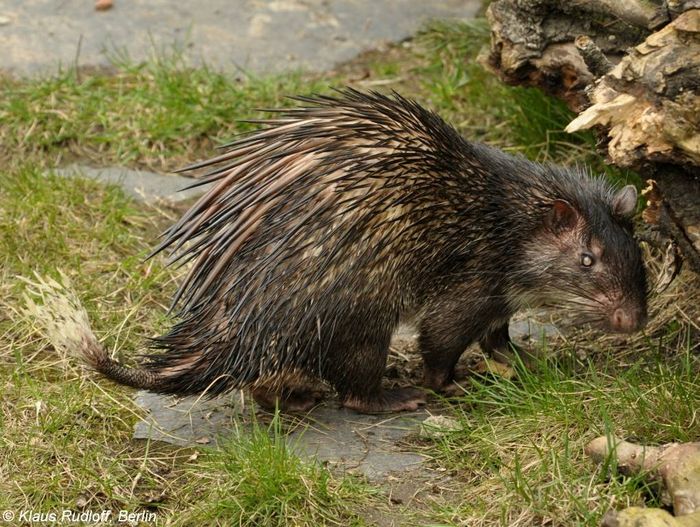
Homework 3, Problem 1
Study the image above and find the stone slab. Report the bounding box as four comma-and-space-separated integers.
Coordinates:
1, 0, 479, 77
54, 164, 205, 202
133, 391, 428, 482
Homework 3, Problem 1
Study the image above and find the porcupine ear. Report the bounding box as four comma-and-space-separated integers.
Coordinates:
546, 200, 578, 232
612, 184, 637, 217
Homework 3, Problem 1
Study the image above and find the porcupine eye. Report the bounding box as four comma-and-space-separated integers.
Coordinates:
580, 252, 595, 268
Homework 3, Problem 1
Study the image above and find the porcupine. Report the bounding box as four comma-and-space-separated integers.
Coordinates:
80, 89, 648, 413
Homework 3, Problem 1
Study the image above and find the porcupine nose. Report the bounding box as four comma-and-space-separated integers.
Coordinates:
610, 306, 646, 333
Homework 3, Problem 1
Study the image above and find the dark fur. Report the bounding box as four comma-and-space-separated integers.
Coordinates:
83, 89, 648, 410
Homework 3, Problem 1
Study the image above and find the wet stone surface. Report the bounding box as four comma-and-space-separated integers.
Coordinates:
1, 0, 478, 77
133, 325, 432, 482
134, 392, 428, 482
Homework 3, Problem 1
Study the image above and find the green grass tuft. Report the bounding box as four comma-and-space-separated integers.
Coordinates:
180, 415, 371, 526
0, 57, 330, 171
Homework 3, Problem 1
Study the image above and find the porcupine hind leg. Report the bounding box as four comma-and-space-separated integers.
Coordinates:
251, 376, 326, 413
326, 322, 426, 414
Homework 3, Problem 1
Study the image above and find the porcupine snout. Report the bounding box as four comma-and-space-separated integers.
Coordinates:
609, 303, 647, 333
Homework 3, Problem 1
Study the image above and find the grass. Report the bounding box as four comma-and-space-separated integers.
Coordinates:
178, 416, 372, 526
1, 16, 697, 527
1, 167, 176, 518
0, 59, 328, 172
420, 348, 698, 526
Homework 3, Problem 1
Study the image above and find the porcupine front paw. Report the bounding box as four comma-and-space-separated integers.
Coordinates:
342, 387, 426, 413
421, 368, 468, 397
488, 342, 536, 369
479, 322, 535, 369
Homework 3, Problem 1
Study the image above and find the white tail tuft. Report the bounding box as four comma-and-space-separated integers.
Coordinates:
20, 271, 100, 361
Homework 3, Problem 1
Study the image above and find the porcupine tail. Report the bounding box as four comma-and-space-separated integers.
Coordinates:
22, 272, 166, 391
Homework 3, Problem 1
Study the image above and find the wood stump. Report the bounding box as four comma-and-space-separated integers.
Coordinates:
483, 1, 700, 273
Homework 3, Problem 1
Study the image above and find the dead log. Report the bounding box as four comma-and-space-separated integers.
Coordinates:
483, 1, 700, 273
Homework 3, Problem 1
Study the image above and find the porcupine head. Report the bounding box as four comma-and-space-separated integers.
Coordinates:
43, 90, 648, 413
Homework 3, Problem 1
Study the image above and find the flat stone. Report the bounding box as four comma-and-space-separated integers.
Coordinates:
510, 314, 560, 343
53, 164, 206, 202
133, 391, 428, 482
2, 0, 479, 77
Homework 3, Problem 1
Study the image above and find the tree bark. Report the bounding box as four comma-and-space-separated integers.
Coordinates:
483, 1, 700, 273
